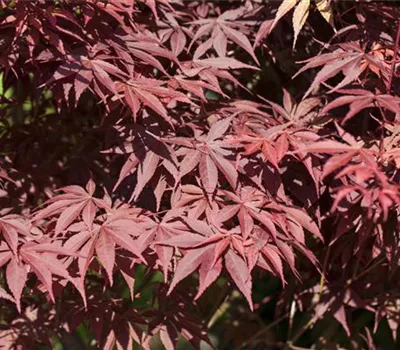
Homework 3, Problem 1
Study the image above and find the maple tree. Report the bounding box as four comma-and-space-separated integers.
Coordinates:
1, 0, 400, 349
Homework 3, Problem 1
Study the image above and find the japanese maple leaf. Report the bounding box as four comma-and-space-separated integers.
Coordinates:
44, 48, 127, 104
157, 12, 189, 56
230, 123, 290, 168
331, 171, 400, 222
109, 126, 178, 201
178, 60, 255, 98
360, 42, 392, 78
32, 180, 111, 235
114, 77, 191, 123
219, 186, 277, 240
134, 208, 191, 280
64, 207, 146, 285
0, 239, 85, 310
157, 219, 253, 309
165, 117, 238, 195
267, 89, 320, 125
173, 183, 221, 212
120, 31, 180, 69
189, 7, 258, 63
171, 74, 227, 102
297, 123, 377, 179
293, 43, 387, 98
319, 88, 400, 124
0, 214, 30, 256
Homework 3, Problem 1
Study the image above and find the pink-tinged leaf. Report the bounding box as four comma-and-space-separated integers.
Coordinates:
58, 185, 87, 196
20, 252, 54, 301
154, 176, 167, 212
134, 88, 170, 122
74, 69, 93, 105
0, 217, 30, 236
322, 153, 356, 178
0, 224, 18, 256
124, 86, 141, 121
199, 153, 218, 194
32, 199, 79, 222
320, 95, 366, 115
238, 207, 254, 240
195, 255, 223, 300
212, 26, 227, 57
303, 55, 363, 98
276, 241, 299, 278
132, 152, 160, 201
55, 202, 87, 235
221, 24, 259, 64
329, 58, 363, 94
91, 64, 117, 95
121, 270, 135, 300
195, 57, 258, 70
193, 38, 214, 60
284, 206, 323, 241
342, 98, 375, 124
254, 19, 273, 48
225, 250, 253, 310
0, 250, 11, 269
261, 245, 285, 283
275, 134, 289, 162
24, 243, 78, 256
168, 246, 212, 294
207, 116, 232, 141
82, 201, 96, 230
184, 217, 215, 237
104, 228, 145, 263
170, 30, 186, 56
210, 152, 237, 190
294, 97, 320, 119
250, 210, 277, 240
212, 239, 231, 266
179, 149, 201, 178
219, 204, 240, 222
297, 140, 355, 154
6, 258, 27, 312
160, 328, 175, 350
96, 232, 116, 285
333, 305, 351, 336
114, 153, 140, 191
189, 23, 215, 51
78, 237, 97, 280
86, 179, 96, 196
156, 233, 205, 248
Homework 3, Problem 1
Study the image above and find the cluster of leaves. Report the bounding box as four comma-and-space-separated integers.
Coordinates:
1, 0, 400, 349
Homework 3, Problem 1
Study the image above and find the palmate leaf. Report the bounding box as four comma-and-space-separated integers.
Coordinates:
189, 6, 258, 63
32, 180, 110, 234
320, 89, 400, 124
115, 78, 191, 123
